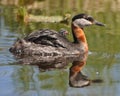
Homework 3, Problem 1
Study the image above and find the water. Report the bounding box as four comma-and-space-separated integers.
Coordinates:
0, 1, 120, 96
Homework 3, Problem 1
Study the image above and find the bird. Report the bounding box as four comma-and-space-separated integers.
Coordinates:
58, 28, 68, 37
9, 13, 105, 57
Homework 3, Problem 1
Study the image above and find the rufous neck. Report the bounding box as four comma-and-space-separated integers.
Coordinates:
72, 23, 88, 50
72, 23, 87, 43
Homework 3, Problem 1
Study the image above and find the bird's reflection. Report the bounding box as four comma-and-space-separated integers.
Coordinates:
15, 55, 91, 88
69, 61, 90, 87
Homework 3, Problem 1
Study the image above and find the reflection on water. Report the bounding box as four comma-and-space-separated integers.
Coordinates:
69, 61, 90, 87
14, 55, 91, 88
0, 1, 120, 96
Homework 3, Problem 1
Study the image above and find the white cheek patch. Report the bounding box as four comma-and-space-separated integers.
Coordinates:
73, 18, 92, 27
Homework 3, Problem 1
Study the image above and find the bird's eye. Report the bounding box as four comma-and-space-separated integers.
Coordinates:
86, 17, 94, 22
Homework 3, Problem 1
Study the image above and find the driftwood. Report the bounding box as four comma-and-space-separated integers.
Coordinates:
28, 14, 71, 23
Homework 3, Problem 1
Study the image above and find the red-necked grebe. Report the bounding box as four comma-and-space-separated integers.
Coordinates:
9, 13, 104, 56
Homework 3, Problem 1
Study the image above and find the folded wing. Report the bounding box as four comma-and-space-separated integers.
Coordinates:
25, 29, 69, 48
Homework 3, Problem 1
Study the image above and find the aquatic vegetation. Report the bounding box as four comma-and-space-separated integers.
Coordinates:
15, 6, 29, 23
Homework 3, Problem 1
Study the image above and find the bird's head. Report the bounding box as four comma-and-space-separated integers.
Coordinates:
72, 13, 105, 28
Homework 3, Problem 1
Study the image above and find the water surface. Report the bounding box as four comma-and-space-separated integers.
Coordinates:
0, 1, 120, 96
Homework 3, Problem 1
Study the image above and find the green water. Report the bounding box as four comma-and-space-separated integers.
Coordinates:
0, 0, 120, 96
